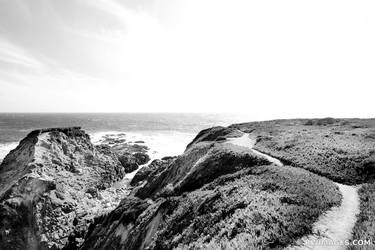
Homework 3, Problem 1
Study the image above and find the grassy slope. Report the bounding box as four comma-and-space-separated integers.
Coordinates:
153, 165, 341, 250
231, 118, 375, 248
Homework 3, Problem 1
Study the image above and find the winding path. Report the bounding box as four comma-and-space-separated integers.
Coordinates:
226, 133, 360, 250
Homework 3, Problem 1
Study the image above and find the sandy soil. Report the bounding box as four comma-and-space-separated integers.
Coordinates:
226, 133, 360, 250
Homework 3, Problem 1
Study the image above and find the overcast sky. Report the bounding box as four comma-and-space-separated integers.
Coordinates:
0, 0, 374, 118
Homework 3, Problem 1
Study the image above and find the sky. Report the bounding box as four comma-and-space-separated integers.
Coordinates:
0, 0, 374, 119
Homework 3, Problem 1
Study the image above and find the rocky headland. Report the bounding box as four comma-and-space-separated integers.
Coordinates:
0, 127, 149, 249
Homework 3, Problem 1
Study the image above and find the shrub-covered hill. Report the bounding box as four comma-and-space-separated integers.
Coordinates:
81, 127, 341, 250
230, 118, 375, 184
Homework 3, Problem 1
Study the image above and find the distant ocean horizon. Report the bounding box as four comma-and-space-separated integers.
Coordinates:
0, 113, 254, 162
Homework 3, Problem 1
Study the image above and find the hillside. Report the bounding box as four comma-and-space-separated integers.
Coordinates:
80, 126, 341, 250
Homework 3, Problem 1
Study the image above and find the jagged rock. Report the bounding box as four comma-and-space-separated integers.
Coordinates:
97, 135, 151, 173
0, 127, 126, 249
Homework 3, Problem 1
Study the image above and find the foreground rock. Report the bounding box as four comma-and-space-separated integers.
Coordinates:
0, 127, 127, 249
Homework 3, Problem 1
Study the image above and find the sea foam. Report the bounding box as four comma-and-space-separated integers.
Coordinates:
90, 130, 195, 180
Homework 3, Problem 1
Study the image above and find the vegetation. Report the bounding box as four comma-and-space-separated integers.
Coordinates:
150, 165, 341, 250
231, 119, 375, 248
231, 118, 375, 184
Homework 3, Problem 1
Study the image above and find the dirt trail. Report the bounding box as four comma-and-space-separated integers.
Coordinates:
226, 133, 360, 250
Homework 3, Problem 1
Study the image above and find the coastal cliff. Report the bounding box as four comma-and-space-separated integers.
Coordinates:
2, 119, 375, 249
0, 127, 127, 249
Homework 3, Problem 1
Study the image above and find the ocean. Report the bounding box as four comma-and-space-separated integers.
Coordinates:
0, 113, 253, 163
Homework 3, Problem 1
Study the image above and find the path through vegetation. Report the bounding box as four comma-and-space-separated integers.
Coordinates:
226, 133, 360, 250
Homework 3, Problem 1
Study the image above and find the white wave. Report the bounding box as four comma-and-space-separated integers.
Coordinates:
89, 130, 195, 181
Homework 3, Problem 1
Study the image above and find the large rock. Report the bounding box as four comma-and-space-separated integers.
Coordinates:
0, 127, 126, 249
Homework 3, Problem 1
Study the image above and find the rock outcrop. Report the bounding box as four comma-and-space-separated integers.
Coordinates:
0, 127, 127, 250
117, 152, 151, 173
96, 133, 151, 173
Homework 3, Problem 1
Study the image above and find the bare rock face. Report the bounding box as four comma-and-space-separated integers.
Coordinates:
0, 127, 126, 249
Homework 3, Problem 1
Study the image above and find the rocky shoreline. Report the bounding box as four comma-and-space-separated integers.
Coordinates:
1, 119, 375, 249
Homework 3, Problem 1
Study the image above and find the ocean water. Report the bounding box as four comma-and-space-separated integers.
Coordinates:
0, 113, 253, 162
